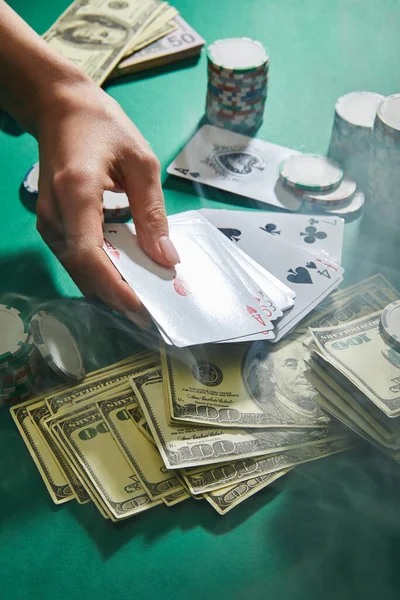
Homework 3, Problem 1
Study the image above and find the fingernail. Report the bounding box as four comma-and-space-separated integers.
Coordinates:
159, 236, 180, 264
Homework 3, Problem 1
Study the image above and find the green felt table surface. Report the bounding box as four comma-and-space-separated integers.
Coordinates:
1, 1, 400, 598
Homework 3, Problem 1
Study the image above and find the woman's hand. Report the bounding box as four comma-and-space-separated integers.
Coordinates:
35, 78, 179, 323
0, 2, 179, 324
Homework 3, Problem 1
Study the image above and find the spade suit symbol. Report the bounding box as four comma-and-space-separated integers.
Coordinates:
287, 267, 313, 284
214, 150, 265, 176
218, 228, 242, 242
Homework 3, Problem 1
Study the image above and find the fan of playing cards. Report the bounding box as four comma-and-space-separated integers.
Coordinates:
103, 210, 344, 347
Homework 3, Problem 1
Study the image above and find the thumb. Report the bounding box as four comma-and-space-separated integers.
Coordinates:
124, 153, 180, 267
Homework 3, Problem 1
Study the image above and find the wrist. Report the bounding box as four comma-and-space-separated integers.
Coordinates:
21, 64, 91, 137
0, 3, 92, 136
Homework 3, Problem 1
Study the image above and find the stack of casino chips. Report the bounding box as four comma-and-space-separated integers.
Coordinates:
205, 38, 269, 133
367, 93, 400, 230
278, 153, 365, 219
0, 305, 39, 405
327, 91, 384, 191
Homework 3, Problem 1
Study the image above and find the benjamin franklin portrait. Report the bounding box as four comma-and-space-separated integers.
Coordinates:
58, 15, 129, 48
242, 337, 329, 426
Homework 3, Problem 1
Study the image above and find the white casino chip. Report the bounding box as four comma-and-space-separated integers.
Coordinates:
0, 305, 29, 363
335, 91, 384, 128
328, 191, 365, 215
279, 154, 343, 192
31, 311, 85, 382
103, 189, 130, 212
381, 301, 400, 348
377, 93, 400, 134
23, 162, 39, 195
303, 191, 365, 218
207, 38, 269, 71
304, 177, 357, 205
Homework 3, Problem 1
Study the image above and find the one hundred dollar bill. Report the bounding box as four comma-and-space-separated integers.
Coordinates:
127, 405, 156, 445
307, 370, 400, 455
43, 0, 164, 85
306, 351, 397, 440
131, 17, 176, 53
56, 405, 162, 520
162, 489, 191, 506
96, 390, 183, 500
181, 436, 354, 495
122, 3, 178, 56
299, 274, 399, 331
130, 369, 341, 470
203, 470, 290, 515
10, 396, 74, 505
311, 311, 400, 418
8, 354, 156, 506
161, 275, 399, 431
45, 351, 159, 414
28, 400, 91, 503
161, 342, 331, 429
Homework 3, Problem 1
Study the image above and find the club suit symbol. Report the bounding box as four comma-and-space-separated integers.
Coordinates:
300, 226, 327, 244
260, 223, 281, 235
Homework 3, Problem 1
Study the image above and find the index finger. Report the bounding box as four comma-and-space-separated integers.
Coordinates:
50, 168, 149, 324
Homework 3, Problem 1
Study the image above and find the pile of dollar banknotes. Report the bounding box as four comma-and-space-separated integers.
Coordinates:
43, 0, 205, 84
11, 274, 400, 519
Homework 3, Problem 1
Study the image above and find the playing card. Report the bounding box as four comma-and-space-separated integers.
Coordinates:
200, 209, 345, 265
167, 125, 303, 211
166, 213, 276, 341
227, 210, 344, 265
198, 210, 296, 303
192, 213, 344, 341
169, 211, 287, 316
103, 224, 271, 347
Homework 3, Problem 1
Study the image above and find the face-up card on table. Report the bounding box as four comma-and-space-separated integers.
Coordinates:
167, 125, 303, 211
224, 210, 345, 265
103, 224, 271, 347
192, 213, 343, 341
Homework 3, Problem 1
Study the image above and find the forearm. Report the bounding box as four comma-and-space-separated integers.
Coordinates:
0, 1, 89, 135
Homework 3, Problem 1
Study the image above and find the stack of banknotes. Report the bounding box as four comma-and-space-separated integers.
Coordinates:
11, 274, 399, 519
43, 0, 205, 84
306, 310, 400, 463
